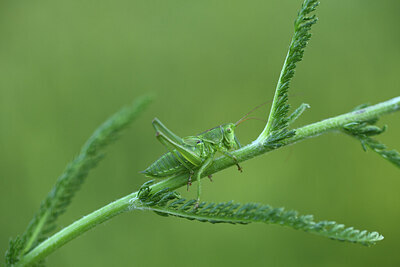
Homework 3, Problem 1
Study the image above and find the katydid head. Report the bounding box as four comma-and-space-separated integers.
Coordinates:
220, 102, 269, 150
216, 103, 269, 150
222, 123, 238, 149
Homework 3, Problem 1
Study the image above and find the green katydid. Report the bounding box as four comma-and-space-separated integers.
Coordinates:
141, 103, 268, 207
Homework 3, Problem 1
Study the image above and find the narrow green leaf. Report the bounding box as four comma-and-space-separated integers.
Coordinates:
343, 104, 400, 168
6, 95, 152, 265
288, 103, 310, 125
135, 190, 383, 246
261, 0, 319, 139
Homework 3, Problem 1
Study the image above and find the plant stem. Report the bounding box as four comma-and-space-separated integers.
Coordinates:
287, 96, 400, 143
16, 194, 136, 267
17, 96, 400, 267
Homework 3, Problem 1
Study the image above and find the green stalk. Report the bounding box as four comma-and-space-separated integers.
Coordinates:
17, 96, 400, 267
16, 194, 136, 266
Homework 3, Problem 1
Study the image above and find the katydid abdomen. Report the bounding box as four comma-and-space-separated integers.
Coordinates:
141, 150, 194, 178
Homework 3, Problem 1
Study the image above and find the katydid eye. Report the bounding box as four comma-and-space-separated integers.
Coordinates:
227, 128, 232, 133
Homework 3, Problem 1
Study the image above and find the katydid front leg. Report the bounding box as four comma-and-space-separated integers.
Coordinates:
221, 151, 243, 172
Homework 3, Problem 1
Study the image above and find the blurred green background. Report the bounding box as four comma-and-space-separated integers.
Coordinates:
1, 0, 399, 266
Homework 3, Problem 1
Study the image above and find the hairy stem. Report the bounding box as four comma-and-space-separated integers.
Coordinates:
17, 96, 400, 267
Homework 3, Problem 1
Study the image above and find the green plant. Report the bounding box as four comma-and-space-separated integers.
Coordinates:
5, 0, 400, 266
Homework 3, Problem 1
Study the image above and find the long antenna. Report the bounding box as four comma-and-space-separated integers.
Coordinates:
235, 117, 267, 126
235, 101, 270, 126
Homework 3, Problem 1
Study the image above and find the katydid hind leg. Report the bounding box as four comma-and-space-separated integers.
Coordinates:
153, 120, 208, 192
154, 131, 197, 186
155, 130, 202, 167
152, 118, 183, 145
194, 155, 214, 208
